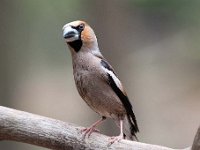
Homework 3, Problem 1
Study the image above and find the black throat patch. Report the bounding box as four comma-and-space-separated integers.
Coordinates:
67, 40, 82, 52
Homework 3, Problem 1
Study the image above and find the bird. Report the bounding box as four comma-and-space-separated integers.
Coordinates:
62, 20, 139, 143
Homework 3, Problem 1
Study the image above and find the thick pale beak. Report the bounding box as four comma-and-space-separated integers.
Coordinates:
62, 25, 79, 42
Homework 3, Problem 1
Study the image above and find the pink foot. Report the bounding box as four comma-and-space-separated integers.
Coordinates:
80, 117, 106, 138
109, 135, 123, 144
81, 127, 100, 138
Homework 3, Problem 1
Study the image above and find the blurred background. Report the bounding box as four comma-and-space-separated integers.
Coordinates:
0, 0, 200, 149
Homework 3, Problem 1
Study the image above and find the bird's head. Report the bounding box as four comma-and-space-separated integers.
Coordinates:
62, 20, 98, 53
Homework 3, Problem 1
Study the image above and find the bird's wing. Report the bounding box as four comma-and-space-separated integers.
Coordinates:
100, 59, 127, 95
100, 59, 139, 133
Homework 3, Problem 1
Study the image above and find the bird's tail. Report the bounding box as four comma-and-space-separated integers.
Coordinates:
123, 114, 139, 141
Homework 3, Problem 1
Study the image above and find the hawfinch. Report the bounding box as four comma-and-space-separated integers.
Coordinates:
62, 20, 139, 143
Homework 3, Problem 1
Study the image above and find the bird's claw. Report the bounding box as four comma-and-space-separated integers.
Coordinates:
109, 135, 123, 144
81, 127, 100, 138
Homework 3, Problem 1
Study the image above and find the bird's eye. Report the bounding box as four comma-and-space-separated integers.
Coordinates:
79, 24, 85, 30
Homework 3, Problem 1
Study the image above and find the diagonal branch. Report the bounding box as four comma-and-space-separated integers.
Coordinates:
0, 106, 195, 150
192, 126, 200, 150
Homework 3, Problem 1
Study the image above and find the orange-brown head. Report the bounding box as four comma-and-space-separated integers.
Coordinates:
62, 20, 98, 52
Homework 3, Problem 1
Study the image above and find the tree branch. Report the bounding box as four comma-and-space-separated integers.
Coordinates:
0, 106, 196, 150
192, 126, 200, 150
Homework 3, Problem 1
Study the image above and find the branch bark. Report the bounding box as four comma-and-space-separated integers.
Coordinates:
0, 106, 195, 150
192, 126, 200, 150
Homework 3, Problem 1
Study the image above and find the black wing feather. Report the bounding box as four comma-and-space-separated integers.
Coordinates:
107, 74, 139, 134
100, 59, 116, 75
100, 60, 139, 136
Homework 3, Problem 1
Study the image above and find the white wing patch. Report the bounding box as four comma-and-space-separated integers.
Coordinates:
101, 66, 123, 92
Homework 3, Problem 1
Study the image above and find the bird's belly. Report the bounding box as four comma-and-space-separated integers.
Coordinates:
74, 72, 125, 118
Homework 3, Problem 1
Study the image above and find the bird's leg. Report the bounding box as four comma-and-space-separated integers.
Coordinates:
81, 116, 106, 138
109, 120, 124, 144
